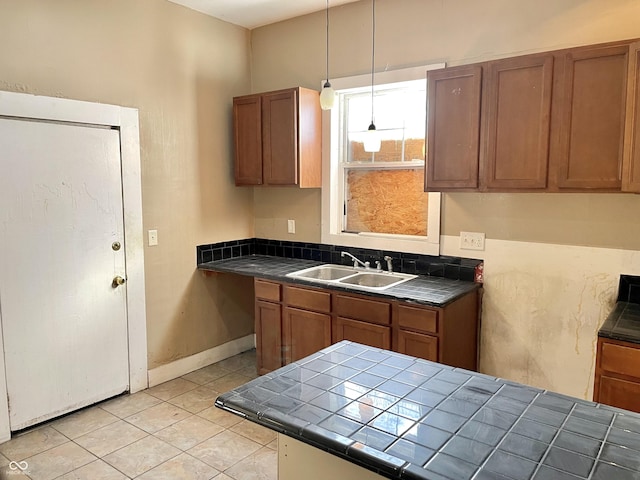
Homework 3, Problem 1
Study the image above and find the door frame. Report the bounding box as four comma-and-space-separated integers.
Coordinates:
0, 91, 148, 442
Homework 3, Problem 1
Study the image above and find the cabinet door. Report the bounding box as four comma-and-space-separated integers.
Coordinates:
598, 375, 640, 414
262, 89, 298, 185
255, 300, 282, 375
233, 95, 263, 185
481, 55, 553, 189
283, 307, 331, 364
426, 65, 482, 190
623, 41, 640, 193
396, 330, 438, 362
334, 317, 391, 350
552, 45, 628, 190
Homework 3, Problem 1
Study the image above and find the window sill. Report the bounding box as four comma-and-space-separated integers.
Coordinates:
321, 230, 440, 256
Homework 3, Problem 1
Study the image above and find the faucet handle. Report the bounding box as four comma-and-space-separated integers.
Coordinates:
384, 256, 393, 273
375, 260, 382, 271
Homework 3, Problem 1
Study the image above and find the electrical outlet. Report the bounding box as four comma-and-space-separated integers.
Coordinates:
287, 219, 295, 234
460, 231, 485, 251
148, 229, 158, 246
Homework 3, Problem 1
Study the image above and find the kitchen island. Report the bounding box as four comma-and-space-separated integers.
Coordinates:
216, 341, 640, 480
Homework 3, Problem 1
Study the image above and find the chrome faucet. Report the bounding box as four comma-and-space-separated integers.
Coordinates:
341, 251, 369, 269
384, 256, 393, 273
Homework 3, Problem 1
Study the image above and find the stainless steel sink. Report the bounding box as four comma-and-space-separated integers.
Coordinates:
337, 272, 414, 289
287, 264, 356, 281
286, 264, 416, 291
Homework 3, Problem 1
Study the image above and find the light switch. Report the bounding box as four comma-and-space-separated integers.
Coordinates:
287, 219, 295, 234
148, 229, 158, 246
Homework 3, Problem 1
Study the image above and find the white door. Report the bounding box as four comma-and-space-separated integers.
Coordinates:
0, 117, 129, 430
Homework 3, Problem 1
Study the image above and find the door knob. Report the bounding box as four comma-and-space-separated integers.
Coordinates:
112, 276, 126, 288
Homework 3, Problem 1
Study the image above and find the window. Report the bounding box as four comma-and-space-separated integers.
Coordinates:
321, 65, 444, 255
341, 82, 428, 236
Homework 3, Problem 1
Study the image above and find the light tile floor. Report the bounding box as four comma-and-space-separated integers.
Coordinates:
0, 350, 278, 480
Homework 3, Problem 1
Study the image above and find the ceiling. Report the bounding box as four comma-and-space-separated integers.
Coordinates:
166, 0, 360, 29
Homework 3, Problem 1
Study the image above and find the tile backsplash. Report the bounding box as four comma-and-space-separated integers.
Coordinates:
197, 238, 482, 282
618, 274, 640, 304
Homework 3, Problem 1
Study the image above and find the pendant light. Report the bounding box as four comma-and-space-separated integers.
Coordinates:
363, 0, 380, 153
319, 0, 335, 110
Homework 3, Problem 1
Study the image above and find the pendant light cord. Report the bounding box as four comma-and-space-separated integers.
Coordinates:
370, 0, 376, 123
325, 0, 330, 83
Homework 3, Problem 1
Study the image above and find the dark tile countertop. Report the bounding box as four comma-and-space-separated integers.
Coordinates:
198, 255, 479, 307
216, 341, 640, 480
598, 302, 640, 344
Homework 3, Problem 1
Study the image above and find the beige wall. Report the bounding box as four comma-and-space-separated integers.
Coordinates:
4, 0, 640, 396
0, 0, 255, 369
251, 0, 640, 250
250, 0, 640, 398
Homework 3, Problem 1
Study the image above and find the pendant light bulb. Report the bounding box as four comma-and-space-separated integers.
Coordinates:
320, 0, 334, 110
364, 122, 381, 153
320, 80, 335, 110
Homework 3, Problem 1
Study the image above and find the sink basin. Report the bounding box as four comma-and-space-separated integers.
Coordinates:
287, 264, 356, 281
338, 272, 416, 290
287, 264, 416, 291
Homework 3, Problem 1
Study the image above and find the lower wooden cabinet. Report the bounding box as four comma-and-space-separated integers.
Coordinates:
334, 317, 391, 350
396, 329, 438, 362
255, 299, 282, 375
254, 278, 479, 374
594, 337, 640, 413
284, 307, 331, 364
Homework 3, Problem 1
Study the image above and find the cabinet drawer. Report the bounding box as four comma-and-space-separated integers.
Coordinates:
397, 304, 438, 334
334, 295, 391, 325
600, 341, 640, 377
284, 285, 331, 313
255, 279, 281, 302
598, 374, 640, 413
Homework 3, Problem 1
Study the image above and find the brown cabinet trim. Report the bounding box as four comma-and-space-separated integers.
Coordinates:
623, 41, 640, 193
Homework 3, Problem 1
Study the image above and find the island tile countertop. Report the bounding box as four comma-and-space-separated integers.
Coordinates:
216, 340, 640, 480
198, 255, 479, 307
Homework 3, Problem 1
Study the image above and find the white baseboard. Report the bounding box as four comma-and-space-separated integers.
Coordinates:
147, 334, 256, 388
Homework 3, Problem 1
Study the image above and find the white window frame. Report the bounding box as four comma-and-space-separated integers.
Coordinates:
321, 64, 445, 255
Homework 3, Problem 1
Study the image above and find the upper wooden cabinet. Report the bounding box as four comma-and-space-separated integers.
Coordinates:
623, 42, 640, 193
233, 87, 321, 188
234, 95, 263, 185
426, 65, 482, 190
550, 44, 628, 191
480, 54, 554, 190
426, 38, 640, 193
